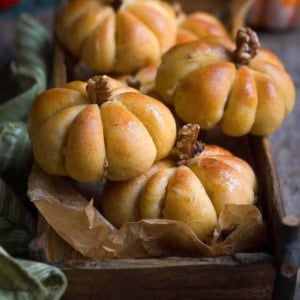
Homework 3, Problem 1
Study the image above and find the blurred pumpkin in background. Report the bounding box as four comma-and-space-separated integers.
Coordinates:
247, 0, 300, 30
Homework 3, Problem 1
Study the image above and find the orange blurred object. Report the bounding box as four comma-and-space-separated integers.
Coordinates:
247, 0, 300, 30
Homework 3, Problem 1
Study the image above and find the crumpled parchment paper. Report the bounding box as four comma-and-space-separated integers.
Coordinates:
28, 165, 267, 261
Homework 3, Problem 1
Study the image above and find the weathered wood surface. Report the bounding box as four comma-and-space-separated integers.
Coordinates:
60, 255, 275, 300
250, 137, 300, 300
29, 215, 86, 262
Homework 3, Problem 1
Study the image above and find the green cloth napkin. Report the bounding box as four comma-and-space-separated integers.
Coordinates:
0, 246, 67, 300
0, 177, 36, 257
0, 13, 51, 123
0, 13, 67, 300
0, 14, 51, 255
0, 122, 34, 199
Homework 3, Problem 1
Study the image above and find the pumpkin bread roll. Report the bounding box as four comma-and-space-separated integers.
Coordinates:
99, 159, 175, 229
176, 11, 230, 44
114, 10, 230, 96
155, 27, 295, 136
115, 9, 230, 95
56, 0, 177, 74
101, 124, 257, 240
28, 75, 176, 183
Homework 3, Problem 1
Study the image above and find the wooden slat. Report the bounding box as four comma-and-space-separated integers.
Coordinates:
29, 216, 86, 262
250, 136, 300, 300
60, 257, 275, 300
52, 43, 67, 88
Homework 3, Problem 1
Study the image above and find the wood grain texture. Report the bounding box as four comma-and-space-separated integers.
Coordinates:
29, 215, 86, 262
60, 256, 275, 300
250, 136, 300, 300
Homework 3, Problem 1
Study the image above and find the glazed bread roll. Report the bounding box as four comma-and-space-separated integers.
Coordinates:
100, 143, 257, 241
186, 145, 257, 214
155, 28, 295, 136
99, 159, 175, 228
56, 0, 177, 74
28, 76, 177, 182
176, 12, 229, 44
139, 165, 218, 240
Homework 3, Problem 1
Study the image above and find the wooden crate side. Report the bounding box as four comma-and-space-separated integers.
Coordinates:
60, 257, 275, 300
250, 136, 300, 300
29, 215, 86, 262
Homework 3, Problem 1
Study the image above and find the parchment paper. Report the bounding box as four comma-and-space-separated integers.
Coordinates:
28, 165, 267, 260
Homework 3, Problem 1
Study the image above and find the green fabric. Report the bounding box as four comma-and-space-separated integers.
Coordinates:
0, 122, 35, 257
0, 14, 51, 256
0, 122, 33, 195
0, 14, 67, 300
0, 247, 67, 300
0, 122, 32, 177
0, 14, 51, 123
0, 178, 36, 257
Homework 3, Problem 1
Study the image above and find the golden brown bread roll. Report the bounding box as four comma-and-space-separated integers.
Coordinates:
99, 159, 175, 228
56, 0, 177, 74
28, 75, 177, 183
113, 11, 229, 95
155, 27, 296, 136
139, 164, 218, 240
100, 124, 257, 240
176, 12, 229, 44
186, 145, 257, 214
114, 11, 230, 96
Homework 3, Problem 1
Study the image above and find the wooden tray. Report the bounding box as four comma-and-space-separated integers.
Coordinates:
32, 125, 299, 300
33, 1, 300, 299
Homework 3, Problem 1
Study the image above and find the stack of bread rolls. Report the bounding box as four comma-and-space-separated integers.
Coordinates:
27, 0, 295, 242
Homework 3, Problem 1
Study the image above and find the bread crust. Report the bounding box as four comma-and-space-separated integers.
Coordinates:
101, 144, 257, 240
155, 36, 296, 136
176, 12, 229, 44
56, 0, 177, 73
28, 78, 176, 182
